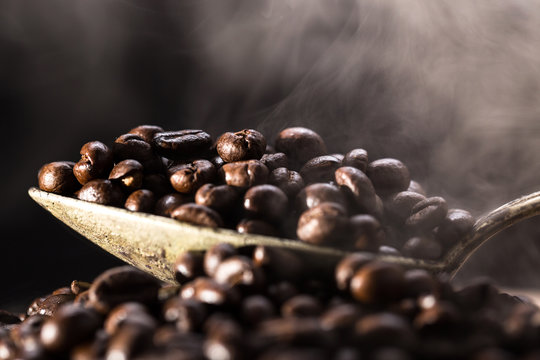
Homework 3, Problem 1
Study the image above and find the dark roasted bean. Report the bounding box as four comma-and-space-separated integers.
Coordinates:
163, 298, 207, 333
216, 129, 266, 162
180, 278, 238, 306
27, 293, 75, 317
406, 196, 448, 231
142, 173, 173, 197
40, 304, 101, 353
296, 183, 347, 212
105, 321, 154, 360
236, 219, 278, 236
71, 281, 92, 295
260, 152, 288, 171
402, 236, 442, 260
349, 214, 385, 251
203, 315, 244, 360
335, 253, 375, 291
88, 266, 161, 313
267, 282, 299, 306
153, 130, 213, 160
436, 209, 475, 248
174, 251, 205, 284
355, 313, 414, 349
366, 158, 410, 197
71, 330, 109, 360
204, 243, 237, 277
128, 125, 164, 143
413, 301, 461, 334
241, 295, 276, 326
274, 127, 327, 169
171, 203, 224, 228
386, 191, 426, 223
320, 303, 362, 332
112, 134, 154, 163
103, 302, 151, 335
154, 193, 192, 217
195, 184, 239, 213
220, 160, 269, 188
403, 269, 438, 298
281, 295, 322, 318
77, 179, 125, 206
109, 159, 144, 192
335, 166, 378, 214
213, 256, 263, 288
256, 317, 326, 346
300, 155, 341, 184
268, 167, 305, 199
73, 141, 114, 185
169, 159, 216, 194
38, 161, 79, 194
244, 184, 288, 222
350, 262, 405, 305
297, 202, 349, 245
124, 189, 155, 213
253, 246, 304, 282
342, 148, 369, 172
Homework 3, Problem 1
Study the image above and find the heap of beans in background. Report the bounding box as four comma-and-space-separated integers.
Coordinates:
1, 245, 539, 359
37, 126, 475, 259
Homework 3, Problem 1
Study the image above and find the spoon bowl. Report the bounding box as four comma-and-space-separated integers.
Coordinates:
28, 187, 540, 283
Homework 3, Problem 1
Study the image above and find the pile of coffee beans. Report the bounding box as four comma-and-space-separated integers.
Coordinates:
38, 126, 475, 259
2, 245, 540, 359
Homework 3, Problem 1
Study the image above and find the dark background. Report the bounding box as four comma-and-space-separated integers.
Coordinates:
2, 0, 540, 311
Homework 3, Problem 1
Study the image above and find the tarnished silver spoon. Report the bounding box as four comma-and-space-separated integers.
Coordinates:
28, 187, 540, 283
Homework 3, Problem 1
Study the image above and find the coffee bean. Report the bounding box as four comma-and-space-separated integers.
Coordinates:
260, 152, 288, 171
335, 253, 375, 291
27, 293, 76, 317
342, 149, 368, 172
163, 298, 207, 333
300, 155, 341, 184
297, 202, 349, 245
154, 193, 192, 217
216, 129, 267, 162
180, 278, 238, 306
350, 262, 405, 305
169, 159, 216, 194
153, 130, 213, 160
171, 203, 224, 228
296, 183, 347, 212
355, 313, 415, 349
436, 209, 475, 248
128, 125, 164, 143
244, 184, 288, 222
402, 236, 442, 260
320, 303, 362, 332
252, 246, 304, 282
403, 269, 438, 298
73, 141, 114, 185
366, 158, 410, 197
281, 295, 322, 318
386, 191, 426, 223
112, 134, 154, 163
109, 159, 144, 192
103, 302, 151, 334
335, 166, 378, 213
38, 161, 79, 194
268, 167, 304, 199
213, 256, 263, 289
220, 160, 269, 188
88, 266, 161, 313
256, 317, 326, 346
406, 196, 448, 231
105, 321, 154, 360
349, 214, 385, 251
236, 219, 278, 236
204, 243, 237, 277
142, 173, 172, 197
124, 189, 155, 213
174, 251, 205, 284
195, 184, 239, 213
275, 127, 327, 169
77, 179, 125, 206
241, 295, 276, 326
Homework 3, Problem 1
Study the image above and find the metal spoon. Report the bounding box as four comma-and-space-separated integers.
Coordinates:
28, 187, 540, 283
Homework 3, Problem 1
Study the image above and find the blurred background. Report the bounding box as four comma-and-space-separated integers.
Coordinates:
2, 0, 540, 311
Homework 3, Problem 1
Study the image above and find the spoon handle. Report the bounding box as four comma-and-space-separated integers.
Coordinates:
443, 191, 540, 277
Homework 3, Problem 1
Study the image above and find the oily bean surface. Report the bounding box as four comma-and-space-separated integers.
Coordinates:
171, 203, 224, 228
113, 134, 154, 163
366, 158, 410, 196
297, 202, 349, 245
38, 161, 79, 194
244, 184, 288, 222
169, 160, 215, 194
300, 155, 342, 184
77, 179, 124, 206
342, 148, 369, 172
268, 167, 304, 199
153, 130, 213, 160
406, 196, 448, 231
109, 159, 144, 192
220, 160, 269, 188
216, 129, 266, 162
73, 141, 114, 185
128, 125, 164, 143
296, 183, 347, 212
275, 127, 327, 169
124, 189, 155, 213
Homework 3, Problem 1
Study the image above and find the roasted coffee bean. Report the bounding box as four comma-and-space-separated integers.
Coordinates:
220, 160, 269, 188
203, 315, 244, 360
203, 243, 237, 277
71, 330, 109, 360
75, 290, 91, 305
386, 191, 426, 223
171, 203, 224, 228
436, 209, 475, 248
195, 184, 239, 213
128, 125, 164, 143
112, 134, 154, 163
350, 262, 405, 305
236, 219, 278, 236
163, 298, 207, 334
274, 127, 327, 169
349, 214, 385, 251
342, 148, 369, 172
40, 304, 101, 353
105, 321, 154, 360
169, 159, 216, 194
153, 130, 213, 160
38, 161, 79, 194
406, 196, 448, 231
73, 141, 114, 185
174, 251, 205, 284
216, 129, 266, 162
109, 159, 144, 192
300, 155, 342, 184
297, 202, 349, 245
335, 253, 375, 292
407, 180, 426, 196
267, 282, 299, 306
180, 278, 238, 306
296, 183, 347, 212
281, 295, 322, 318
403, 269, 438, 298
413, 301, 461, 334
366, 158, 410, 197
244, 184, 288, 222
241, 295, 276, 326
355, 313, 415, 349
88, 266, 161, 313
71, 281, 92, 295
320, 303, 362, 332
268, 167, 304, 199
124, 189, 155, 213
260, 152, 288, 171
77, 179, 125, 206
252, 246, 304, 282
27, 293, 76, 317
213, 256, 263, 289
402, 236, 442, 260
103, 302, 151, 334
154, 193, 192, 217
143, 173, 173, 197
335, 166, 378, 213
